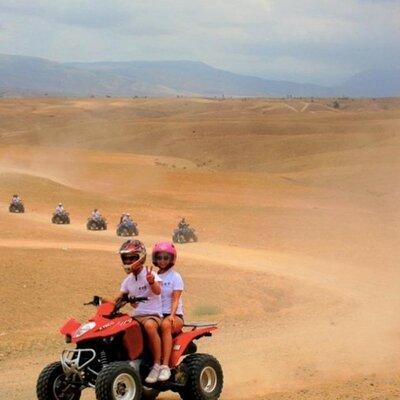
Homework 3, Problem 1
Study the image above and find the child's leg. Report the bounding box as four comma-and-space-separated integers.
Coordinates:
141, 318, 162, 384
161, 317, 184, 366
143, 319, 161, 365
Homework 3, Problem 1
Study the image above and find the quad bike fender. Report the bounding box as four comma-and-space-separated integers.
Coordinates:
169, 326, 217, 367
60, 318, 81, 336
123, 324, 144, 360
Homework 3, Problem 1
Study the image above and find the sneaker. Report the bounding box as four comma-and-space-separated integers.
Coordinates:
145, 364, 160, 384
158, 365, 171, 382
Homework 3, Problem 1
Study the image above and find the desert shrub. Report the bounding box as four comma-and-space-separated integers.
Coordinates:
193, 304, 221, 317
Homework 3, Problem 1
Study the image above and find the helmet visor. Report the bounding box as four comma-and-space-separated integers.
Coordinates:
121, 253, 140, 265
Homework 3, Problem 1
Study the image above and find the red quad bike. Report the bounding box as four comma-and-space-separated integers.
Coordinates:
36, 295, 223, 400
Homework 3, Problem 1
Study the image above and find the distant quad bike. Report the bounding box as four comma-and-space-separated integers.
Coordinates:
9, 202, 25, 213
173, 226, 198, 244
117, 221, 139, 237
52, 212, 70, 225
36, 295, 223, 400
87, 217, 107, 231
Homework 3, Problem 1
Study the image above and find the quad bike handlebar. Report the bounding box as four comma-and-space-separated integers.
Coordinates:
83, 294, 148, 316
83, 295, 103, 306
114, 294, 147, 312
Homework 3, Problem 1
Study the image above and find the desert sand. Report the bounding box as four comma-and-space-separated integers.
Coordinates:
0, 97, 399, 399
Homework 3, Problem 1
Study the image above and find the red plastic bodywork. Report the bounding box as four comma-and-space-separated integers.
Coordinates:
59, 300, 216, 366
170, 326, 217, 367
59, 300, 143, 358
60, 318, 81, 335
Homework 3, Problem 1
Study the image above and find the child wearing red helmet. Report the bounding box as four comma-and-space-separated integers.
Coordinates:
152, 241, 184, 381
117, 240, 163, 384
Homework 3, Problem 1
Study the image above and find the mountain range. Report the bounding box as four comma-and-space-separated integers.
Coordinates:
0, 54, 398, 98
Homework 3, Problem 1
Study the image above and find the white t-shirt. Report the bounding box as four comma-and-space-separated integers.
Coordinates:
120, 267, 163, 317
159, 268, 184, 316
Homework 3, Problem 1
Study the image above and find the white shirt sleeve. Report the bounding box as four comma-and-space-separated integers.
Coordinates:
173, 272, 184, 291
153, 271, 162, 282
120, 276, 129, 293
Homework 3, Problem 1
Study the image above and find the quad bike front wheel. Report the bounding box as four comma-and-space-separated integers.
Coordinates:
178, 234, 185, 244
87, 221, 100, 230
95, 361, 142, 400
179, 354, 223, 400
52, 216, 64, 224
36, 361, 82, 400
9, 205, 24, 213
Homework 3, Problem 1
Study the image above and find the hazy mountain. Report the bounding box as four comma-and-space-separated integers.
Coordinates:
65, 60, 332, 97
0, 54, 172, 97
0, 54, 398, 97
337, 68, 400, 98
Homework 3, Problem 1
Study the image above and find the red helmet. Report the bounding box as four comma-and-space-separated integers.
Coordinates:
119, 240, 146, 272
152, 241, 177, 267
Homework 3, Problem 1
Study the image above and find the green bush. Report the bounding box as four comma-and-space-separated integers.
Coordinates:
193, 304, 221, 317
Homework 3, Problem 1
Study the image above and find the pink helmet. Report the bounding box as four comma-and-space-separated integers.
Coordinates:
152, 241, 177, 266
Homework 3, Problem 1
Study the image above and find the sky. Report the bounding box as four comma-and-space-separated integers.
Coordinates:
0, 0, 399, 85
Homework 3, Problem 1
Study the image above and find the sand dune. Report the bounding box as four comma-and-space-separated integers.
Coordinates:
0, 97, 399, 399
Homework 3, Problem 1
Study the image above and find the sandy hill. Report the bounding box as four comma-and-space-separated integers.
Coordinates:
0, 97, 399, 399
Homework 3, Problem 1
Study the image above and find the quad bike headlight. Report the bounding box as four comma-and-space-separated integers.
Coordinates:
75, 322, 96, 338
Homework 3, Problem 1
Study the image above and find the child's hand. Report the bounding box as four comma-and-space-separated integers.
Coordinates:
167, 314, 176, 328
146, 266, 155, 285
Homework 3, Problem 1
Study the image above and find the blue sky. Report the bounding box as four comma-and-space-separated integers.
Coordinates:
0, 0, 398, 85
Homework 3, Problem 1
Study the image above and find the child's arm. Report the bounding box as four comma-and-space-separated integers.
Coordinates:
170, 290, 183, 317
114, 291, 127, 302
150, 281, 161, 295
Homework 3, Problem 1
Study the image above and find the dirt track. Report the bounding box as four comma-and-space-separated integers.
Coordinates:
0, 97, 399, 399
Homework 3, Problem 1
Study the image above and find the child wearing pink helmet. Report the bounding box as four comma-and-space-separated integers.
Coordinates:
152, 241, 184, 381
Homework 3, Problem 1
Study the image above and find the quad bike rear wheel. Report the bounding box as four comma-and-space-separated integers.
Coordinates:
95, 361, 142, 400
179, 354, 223, 400
36, 361, 82, 400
